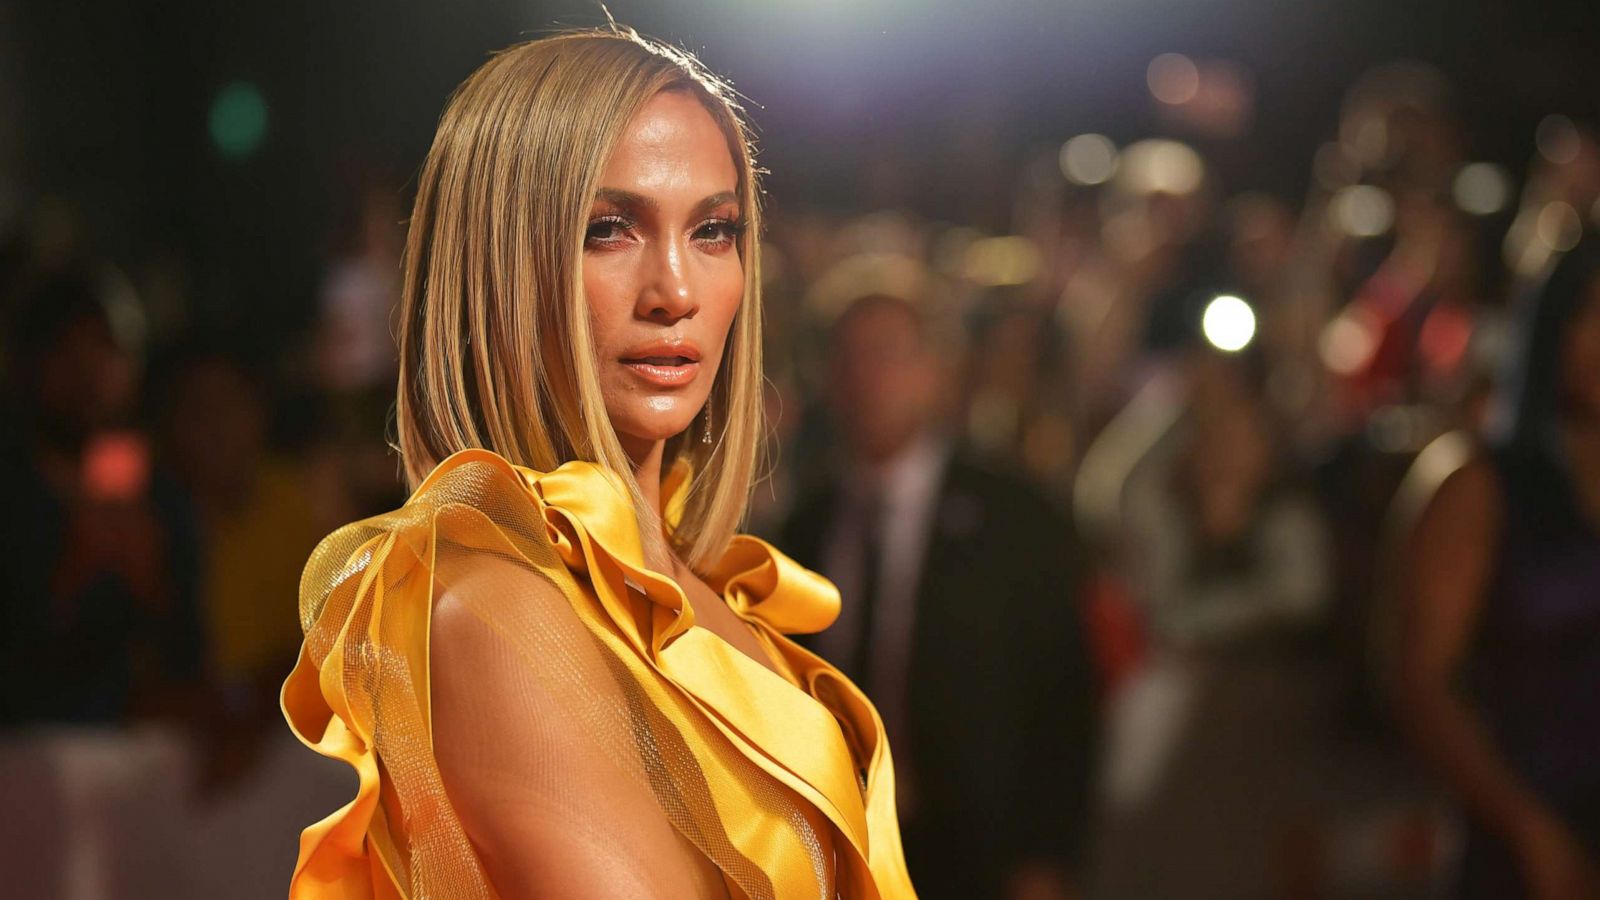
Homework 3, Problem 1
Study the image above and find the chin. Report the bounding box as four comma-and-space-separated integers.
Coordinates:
612, 408, 698, 447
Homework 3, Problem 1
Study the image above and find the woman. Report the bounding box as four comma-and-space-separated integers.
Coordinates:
282, 29, 917, 899
1395, 237, 1600, 899
1089, 350, 1335, 899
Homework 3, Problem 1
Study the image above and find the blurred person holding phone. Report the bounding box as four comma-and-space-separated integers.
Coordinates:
0, 265, 203, 727
1088, 348, 1336, 899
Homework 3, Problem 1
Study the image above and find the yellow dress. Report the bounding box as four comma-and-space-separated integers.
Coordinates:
281, 448, 917, 899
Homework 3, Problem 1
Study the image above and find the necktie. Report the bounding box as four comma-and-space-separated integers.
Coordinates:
849, 489, 883, 689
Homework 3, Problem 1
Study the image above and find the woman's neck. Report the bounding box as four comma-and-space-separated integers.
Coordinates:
622, 433, 667, 523
617, 432, 668, 566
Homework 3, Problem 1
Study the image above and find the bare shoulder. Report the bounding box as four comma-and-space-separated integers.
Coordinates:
1422, 451, 1502, 529
424, 545, 722, 897
1406, 448, 1504, 602
430, 551, 571, 664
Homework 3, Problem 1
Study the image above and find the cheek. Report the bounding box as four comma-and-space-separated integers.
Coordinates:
583, 260, 631, 351
708, 262, 744, 327
700, 261, 745, 364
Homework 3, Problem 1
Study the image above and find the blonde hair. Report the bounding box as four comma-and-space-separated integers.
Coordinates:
395, 28, 764, 571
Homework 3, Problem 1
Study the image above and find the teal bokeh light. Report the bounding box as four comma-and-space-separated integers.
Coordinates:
209, 81, 268, 159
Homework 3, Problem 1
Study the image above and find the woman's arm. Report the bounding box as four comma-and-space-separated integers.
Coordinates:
430, 555, 720, 898
1392, 458, 1598, 898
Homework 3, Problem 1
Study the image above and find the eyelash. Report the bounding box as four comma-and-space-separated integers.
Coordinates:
583, 216, 745, 250
694, 218, 746, 246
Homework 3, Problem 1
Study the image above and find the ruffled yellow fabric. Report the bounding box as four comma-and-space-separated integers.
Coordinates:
281, 448, 916, 899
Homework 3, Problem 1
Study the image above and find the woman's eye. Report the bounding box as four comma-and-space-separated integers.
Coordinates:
693, 219, 744, 247
584, 216, 633, 247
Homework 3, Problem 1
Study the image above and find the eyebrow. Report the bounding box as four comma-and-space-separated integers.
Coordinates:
594, 188, 740, 217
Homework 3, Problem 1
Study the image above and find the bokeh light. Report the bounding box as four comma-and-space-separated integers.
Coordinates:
1536, 114, 1581, 165
1330, 184, 1395, 237
1116, 139, 1204, 196
1147, 53, 1200, 106
1342, 115, 1389, 168
1536, 200, 1583, 251
1059, 134, 1119, 186
1320, 311, 1378, 375
962, 236, 1041, 287
1452, 162, 1512, 216
209, 81, 268, 160
1200, 294, 1256, 352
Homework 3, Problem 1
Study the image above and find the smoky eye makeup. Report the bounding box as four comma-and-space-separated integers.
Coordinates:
692, 217, 745, 247
584, 214, 636, 249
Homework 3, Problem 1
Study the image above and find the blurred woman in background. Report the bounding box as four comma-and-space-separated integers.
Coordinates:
282, 29, 917, 898
1395, 239, 1600, 900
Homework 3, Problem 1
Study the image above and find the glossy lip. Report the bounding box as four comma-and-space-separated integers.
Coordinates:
619, 338, 702, 388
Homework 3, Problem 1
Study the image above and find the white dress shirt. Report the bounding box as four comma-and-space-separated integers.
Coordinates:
816, 432, 951, 817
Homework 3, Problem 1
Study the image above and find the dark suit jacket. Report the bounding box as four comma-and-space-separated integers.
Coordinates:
780, 450, 1096, 899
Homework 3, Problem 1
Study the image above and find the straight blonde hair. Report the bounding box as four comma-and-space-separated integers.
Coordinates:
395, 28, 764, 571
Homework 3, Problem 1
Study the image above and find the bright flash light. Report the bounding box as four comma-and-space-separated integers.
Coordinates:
1201, 294, 1256, 352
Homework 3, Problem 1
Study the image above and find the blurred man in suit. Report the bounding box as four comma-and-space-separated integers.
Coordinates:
781, 292, 1096, 900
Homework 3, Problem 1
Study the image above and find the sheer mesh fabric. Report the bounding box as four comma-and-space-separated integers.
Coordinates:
283, 450, 916, 899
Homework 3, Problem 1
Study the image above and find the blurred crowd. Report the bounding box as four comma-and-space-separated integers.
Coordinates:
3, 54, 1599, 900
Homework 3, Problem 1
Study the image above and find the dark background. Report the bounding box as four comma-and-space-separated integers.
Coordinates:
7, 0, 1597, 343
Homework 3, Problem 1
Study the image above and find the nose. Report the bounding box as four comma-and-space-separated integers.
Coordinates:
636, 236, 699, 324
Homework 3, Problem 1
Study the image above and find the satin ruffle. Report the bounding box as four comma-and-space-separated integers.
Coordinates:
282, 448, 915, 899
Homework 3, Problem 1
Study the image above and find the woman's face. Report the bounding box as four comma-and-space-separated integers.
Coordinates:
584, 89, 744, 461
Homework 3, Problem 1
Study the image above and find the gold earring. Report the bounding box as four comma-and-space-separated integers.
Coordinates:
702, 404, 713, 445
